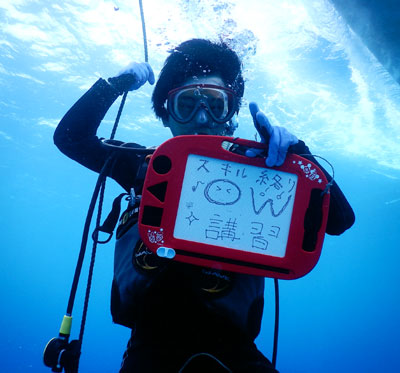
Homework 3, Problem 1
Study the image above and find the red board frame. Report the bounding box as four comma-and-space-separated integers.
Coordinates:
138, 135, 330, 279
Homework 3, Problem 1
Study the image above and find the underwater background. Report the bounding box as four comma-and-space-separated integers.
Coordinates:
1, 0, 399, 372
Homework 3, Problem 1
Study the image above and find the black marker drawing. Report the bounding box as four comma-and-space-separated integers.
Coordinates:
185, 211, 199, 225
192, 181, 205, 192
236, 168, 248, 178
197, 159, 210, 173
205, 214, 223, 240
205, 230, 220, 240
205, 216, 240, 242
221, 218, 240, 241
271, 175, 283, 190
221, 163, 232, 176
259, 186, 271, 198
256, 170, 270, 185
176, 153, 298, 256
250, 187, 292, 216
209, 214, 223, 228
268, 226, 281, 238
252, 236, 268, 250
250, 222, 264, 235
288, 178, 296, 192
204, 179, 241, 206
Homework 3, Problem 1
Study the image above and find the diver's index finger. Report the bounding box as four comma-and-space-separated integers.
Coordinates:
256, 111, 273, 136
249, 102, 259, 119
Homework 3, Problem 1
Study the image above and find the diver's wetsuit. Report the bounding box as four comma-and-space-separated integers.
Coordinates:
54, 78, 355, 372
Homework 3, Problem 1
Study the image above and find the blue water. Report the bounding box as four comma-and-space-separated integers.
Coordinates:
1, 1, 399, 372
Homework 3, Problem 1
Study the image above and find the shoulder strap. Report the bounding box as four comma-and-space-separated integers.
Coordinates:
95, 153, 151, 243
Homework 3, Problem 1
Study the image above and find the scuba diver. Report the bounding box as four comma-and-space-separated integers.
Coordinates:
54, 39, 355, 372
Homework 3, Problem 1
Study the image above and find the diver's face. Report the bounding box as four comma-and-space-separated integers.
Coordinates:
163, 75, 237, 137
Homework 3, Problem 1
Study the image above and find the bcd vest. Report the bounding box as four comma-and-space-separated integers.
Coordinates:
110, 158, 265, 341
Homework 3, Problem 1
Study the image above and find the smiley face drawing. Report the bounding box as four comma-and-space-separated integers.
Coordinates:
204, 179, 241, 205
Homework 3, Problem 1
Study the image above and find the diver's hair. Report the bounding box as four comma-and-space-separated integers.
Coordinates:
152, 38, 245, 120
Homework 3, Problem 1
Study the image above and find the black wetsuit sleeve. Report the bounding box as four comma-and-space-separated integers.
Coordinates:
290, 140, 355, 235
54, 78, 145, 191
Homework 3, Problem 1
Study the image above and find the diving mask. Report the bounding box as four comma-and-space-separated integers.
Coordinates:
167, 84, 237, 124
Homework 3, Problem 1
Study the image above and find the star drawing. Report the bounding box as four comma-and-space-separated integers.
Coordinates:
186, 211, 199, 225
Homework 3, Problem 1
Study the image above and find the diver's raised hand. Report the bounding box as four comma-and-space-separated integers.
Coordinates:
246, 102, 298, 167
108, 62, 155, 94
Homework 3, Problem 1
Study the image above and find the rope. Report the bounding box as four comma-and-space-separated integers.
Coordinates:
139, 0, 148, 63
65, 156, 115, 316
110, 90, 128, 140
78, 177, 107, 344
109, 0, 148, 140
272, 278, 279, 368
61, 1, 150, 371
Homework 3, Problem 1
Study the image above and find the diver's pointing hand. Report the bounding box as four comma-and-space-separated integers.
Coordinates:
246, 101, 298, 167
108, 62, 155, 94
249, 102, 273, 142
